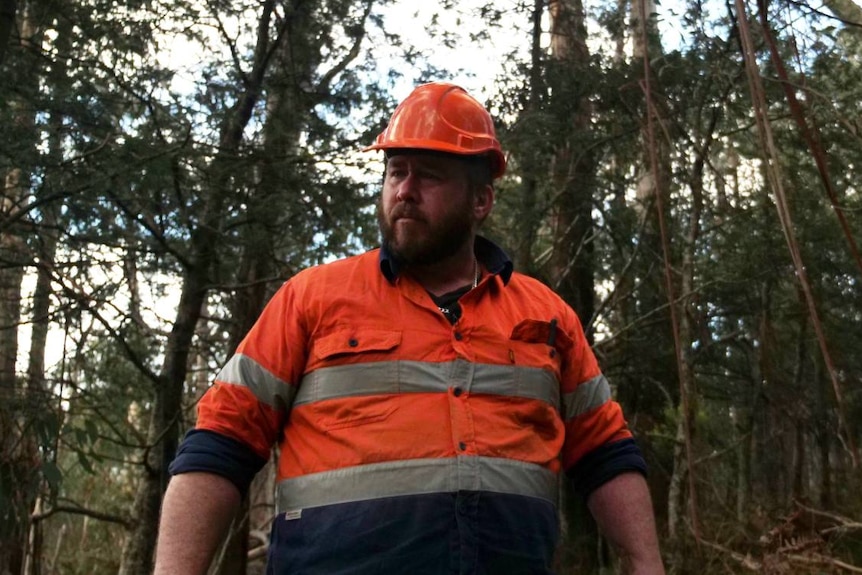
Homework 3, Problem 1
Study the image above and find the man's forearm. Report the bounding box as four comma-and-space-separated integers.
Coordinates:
587, 471, 665, 575
154, 472, 242, 575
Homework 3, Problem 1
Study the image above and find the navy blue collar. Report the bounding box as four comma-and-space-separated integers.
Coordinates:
379, 235, 514, 285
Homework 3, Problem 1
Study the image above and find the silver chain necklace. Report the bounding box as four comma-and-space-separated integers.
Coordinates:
437, 258, 479, 317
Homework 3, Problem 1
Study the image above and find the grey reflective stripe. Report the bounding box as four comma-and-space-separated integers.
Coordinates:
561, 374, 611, 421
276, 456, 559, 512
216, 353, 296, 411
294, 359, 559, 409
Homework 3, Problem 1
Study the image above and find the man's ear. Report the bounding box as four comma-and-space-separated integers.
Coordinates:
473, 185, 495, 220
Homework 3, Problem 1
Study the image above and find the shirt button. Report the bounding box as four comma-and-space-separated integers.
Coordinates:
458, 442, 467, 451
454, 332, 463, 341
348, 338, 358, 347
453, 387, 463, 397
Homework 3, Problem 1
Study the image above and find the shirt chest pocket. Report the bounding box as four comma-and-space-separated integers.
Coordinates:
301, 328, 403, 431
313, 329, 402, 363
508, 319, 570, 373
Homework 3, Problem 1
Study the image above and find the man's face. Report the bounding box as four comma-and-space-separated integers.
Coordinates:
378, 153, 475, 266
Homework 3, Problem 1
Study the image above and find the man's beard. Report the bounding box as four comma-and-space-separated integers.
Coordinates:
378, 198, 474, 266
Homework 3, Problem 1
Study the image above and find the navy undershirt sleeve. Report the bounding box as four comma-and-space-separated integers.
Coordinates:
168, 429, 268, 496
566, 438, 648, 499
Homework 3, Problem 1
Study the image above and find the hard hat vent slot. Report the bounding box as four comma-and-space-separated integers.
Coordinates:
457, 135, 475, 150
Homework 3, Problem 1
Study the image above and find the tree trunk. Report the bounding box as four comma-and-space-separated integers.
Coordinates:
512, 0, 546, 274
791, 298, 809, 502
118, 3, 286, 573
211, 1, 372, 570
21, 10, 73, 570
547, 0, 597, 329
813, 357, 833, 508
0, 169, 30, 575
733, 408, 753, 524
667, 124, 709, 553
545, 1, 606, 571
666, 418, 687, 542
0, 3, 41, 571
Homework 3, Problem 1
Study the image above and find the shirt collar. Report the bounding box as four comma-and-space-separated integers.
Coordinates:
379, 235, 514, 285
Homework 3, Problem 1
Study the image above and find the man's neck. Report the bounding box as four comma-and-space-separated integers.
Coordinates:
406, 245, 478, 297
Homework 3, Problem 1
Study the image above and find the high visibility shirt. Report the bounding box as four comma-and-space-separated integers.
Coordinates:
170, 236, 646, 574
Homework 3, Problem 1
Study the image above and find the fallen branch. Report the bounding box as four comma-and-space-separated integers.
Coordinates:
788, 552, 862, 574
794, 500, 862, 536
700, 537, 762, 572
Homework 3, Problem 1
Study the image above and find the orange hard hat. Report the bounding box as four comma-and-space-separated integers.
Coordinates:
364, 82, 506, 179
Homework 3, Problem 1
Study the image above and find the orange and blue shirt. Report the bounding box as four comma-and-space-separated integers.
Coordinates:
170, 236, 646, 574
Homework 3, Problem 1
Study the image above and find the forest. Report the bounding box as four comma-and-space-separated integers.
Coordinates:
1, 0, 861, 573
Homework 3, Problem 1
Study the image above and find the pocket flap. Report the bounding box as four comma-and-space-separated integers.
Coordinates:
314, 329, 402, 360
510, 319, 573, 355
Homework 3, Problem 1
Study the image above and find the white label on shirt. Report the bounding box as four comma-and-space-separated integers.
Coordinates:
284, 509, 302, 521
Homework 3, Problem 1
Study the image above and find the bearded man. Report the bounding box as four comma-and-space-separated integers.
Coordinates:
155, 82, 665, 575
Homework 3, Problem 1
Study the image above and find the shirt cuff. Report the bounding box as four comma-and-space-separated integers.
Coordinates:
566, 438, 648, 498
168, 429, 268, 496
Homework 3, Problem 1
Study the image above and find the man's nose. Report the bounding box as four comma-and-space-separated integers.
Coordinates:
394, 172, 419, 202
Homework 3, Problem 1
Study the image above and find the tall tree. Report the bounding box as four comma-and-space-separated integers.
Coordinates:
546, 0, 597, 327
0, 1, 47, 570
208, 2, 378, 572
117, 2, 293, 571
543, 0, 609, 571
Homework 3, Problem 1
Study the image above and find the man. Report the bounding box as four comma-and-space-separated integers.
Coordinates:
155, 82, 665, 574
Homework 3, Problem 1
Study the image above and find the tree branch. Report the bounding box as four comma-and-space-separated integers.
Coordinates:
316, 0, 374, 91
31, 503, 133, 529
